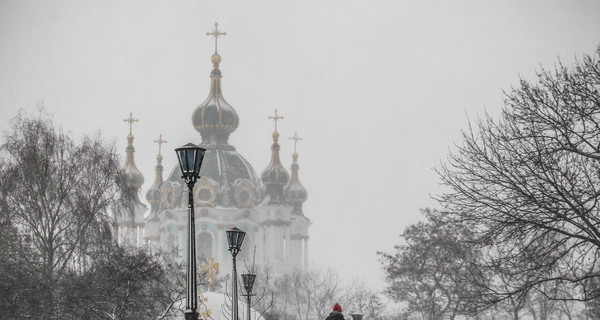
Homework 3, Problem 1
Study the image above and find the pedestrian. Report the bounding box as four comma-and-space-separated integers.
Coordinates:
325, 303, 345, 320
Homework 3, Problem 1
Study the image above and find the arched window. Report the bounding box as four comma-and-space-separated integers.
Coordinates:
197, 232, 213, 259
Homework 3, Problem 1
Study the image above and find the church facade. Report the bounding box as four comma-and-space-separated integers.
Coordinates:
116, 31, 310, 275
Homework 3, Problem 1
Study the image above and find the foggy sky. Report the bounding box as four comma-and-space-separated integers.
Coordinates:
1, 0, 600, 291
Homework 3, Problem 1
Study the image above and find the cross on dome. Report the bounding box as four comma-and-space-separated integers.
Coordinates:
206, 22, 227, 54
153, 134, 167, 156
289, 131, 303, 153
123, 112, 138, 135
268, 109, 284, 132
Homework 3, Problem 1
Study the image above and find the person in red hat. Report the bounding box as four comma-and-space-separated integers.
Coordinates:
325, 303, 345, 320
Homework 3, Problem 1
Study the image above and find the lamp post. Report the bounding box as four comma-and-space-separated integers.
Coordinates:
176, 143, 206, 320
226, 227, 246, 320
350, 313, 364, 320
241, 273, 256, 320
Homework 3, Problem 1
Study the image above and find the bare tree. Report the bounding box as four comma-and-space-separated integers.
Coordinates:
555, 298, 576, 320
218, 269, 273, 320
527, 289, 557, 320
57, 246, 181, 320
492, 265, 529, 320
343, 282, 387, 320
252, 266, 385, 320
379, 209, 485, 320
0, 110, 161, 319
437, 46, 600, 302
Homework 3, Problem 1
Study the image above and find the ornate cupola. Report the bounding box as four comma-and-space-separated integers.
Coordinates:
122, 112, 144, 193
146, 134, 166, 210
284, 132, 308, 216
165, 23, 263, 209
191, 23, 239, 145
261, 109, 290, 205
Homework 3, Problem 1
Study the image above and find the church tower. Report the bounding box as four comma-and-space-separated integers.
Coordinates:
255, 111, 292, 272
261, 110, 290, 205
117, 112, 147, 246
284, 132, 311, 269
142, 23, 310, 274
146, 134, 166, 213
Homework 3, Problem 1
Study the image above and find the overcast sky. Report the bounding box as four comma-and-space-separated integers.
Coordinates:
1, 0, 600, 291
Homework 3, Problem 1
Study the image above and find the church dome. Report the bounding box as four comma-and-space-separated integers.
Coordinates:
145, 152, 164, 208
145, 181, 160, 204
284, 152, 307, 208
122, 133, 144, 190
261, 132, 290, 187
192, 53, 239, 145
166, 144, 263, 208
162, 50, 262, 209
261, 116, 290, 205
284, 133, 307, 215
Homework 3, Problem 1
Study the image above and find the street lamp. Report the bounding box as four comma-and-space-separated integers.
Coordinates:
176, 143, 207, 320
241, 273, 256, 320
226, 227, 246, 320
350, 313, 364, 320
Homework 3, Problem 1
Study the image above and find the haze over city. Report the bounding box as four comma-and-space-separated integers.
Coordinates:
1, 0, 599, 292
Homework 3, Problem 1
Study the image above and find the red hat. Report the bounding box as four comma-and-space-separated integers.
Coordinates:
333, 303, 342, 312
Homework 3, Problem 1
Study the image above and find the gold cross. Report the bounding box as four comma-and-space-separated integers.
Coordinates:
201, 258, 219, 289
123, 112, 138, 135
198, 292, 211, 318
268, 109, 284, 132
200, 308, 212, 319
289, 131, 303, 153
206, 22, 227, 54
153, 134, 167, 155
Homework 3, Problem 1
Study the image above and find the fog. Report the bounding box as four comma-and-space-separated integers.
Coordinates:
1, 0, 599, 291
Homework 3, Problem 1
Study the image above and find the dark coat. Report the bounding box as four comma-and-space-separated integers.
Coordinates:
325, 311, 345, 320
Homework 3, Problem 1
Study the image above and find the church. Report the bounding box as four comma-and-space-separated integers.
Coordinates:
115, 24, 311, 276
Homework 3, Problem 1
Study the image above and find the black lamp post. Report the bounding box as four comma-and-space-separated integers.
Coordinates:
241, 273, 256, 320
226, 227, 246, 320
176, 143, 206, 320
350, 313, 364, 320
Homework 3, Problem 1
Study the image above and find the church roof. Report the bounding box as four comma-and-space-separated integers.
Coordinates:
284, 132, 307, 215
158, 26, 263, 209
261, 112, 290, 205
165, 144, 262, 208
145, 134, 166, 208
121, 112, 144, 191
191, 52, 239, 145
191, 24, 238, 145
